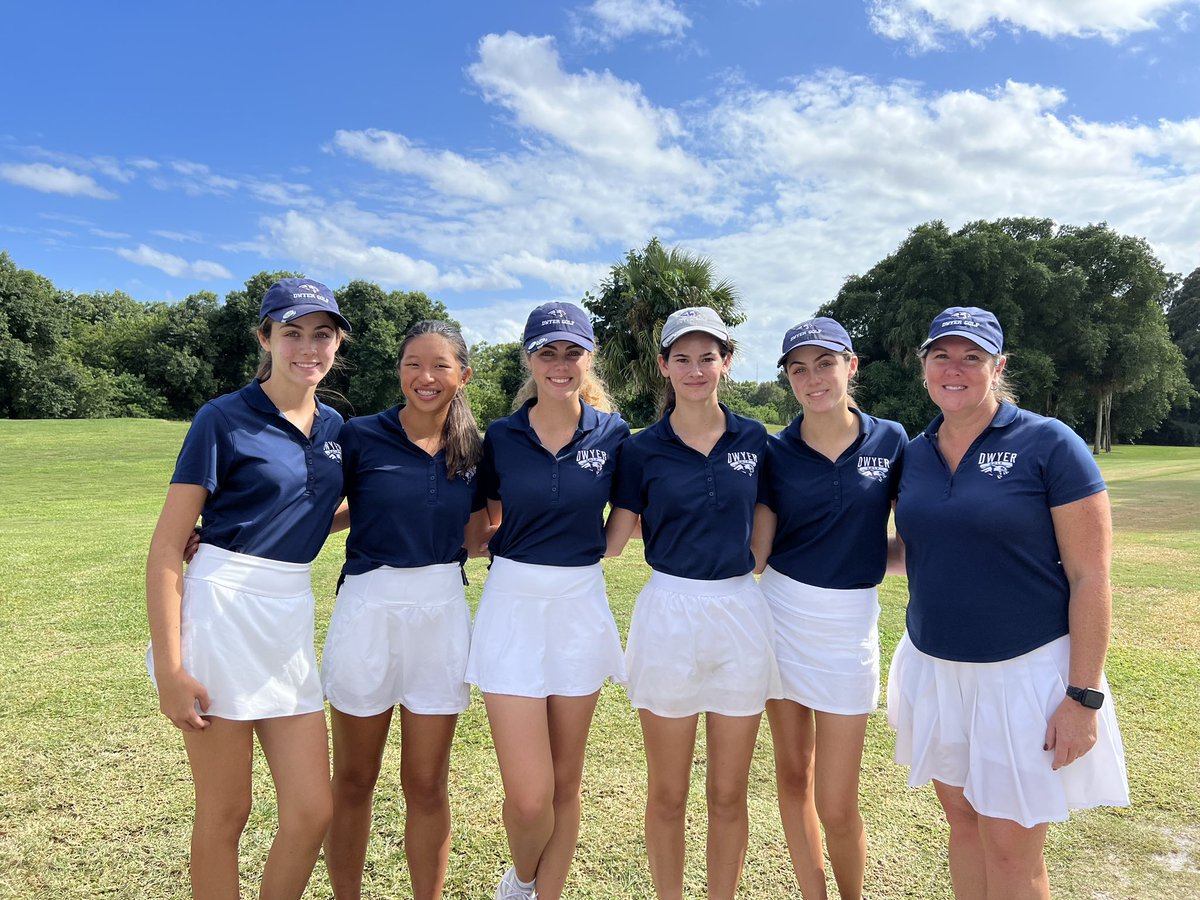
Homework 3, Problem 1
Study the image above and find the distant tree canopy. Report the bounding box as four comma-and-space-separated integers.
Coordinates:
819, 219, 1193, 448
585, 237, 744, 425
0, 225, 1195, 446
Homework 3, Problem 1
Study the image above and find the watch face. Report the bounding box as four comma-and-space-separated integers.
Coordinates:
1080, 688, 1105, 709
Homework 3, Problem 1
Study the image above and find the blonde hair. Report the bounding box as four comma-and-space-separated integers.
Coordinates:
918, 347, 1017, 405
512, 351, 615, 413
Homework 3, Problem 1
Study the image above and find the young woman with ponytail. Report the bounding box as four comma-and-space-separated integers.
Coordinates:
319, 320, 489, 900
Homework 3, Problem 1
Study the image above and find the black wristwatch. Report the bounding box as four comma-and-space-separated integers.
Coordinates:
1065, 684, 1105, 709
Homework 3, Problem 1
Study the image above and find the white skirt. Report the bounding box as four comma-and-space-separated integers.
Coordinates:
146, 544, 323, 720
887, 632, 1130, 828
625, 570, 783, 718
759, 566, 880, 715
322, 563, 471, 716
464, 556, 626, 698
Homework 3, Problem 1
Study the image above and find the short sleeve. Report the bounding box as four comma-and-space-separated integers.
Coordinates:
756, 443, 777, 509
339, 420, 361, 498
1043, 419, 1106, 508
479, 428, 501, 502
171, 402, 231, 492
610, 439, 646, 514
888, 428, 906, 502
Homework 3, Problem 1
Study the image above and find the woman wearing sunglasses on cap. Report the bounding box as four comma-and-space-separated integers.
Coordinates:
889, 306, 1128, 899
606, 306, 781, 900
750, 317, 907, 900
146, 278, 350, 899
320, 320, 489, 900
465, 302, 630, 900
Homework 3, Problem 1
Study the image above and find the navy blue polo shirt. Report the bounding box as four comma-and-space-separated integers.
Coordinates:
480, 400, 630, 567
896, 403, 1106, 663
612, 406, 768, 580
340, 406, 486, 576
759, 410, 906, 589
172, 380, 344, 563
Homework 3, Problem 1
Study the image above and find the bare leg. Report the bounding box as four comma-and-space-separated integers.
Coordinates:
484, 693, 555, 884
184, 717, 255, 900
528, 692, 601, 900
704, 712, 762, 900
256, 711, 333, 900
934, 781, 986, 900
639, 709, 699, 900
977, 815, 1050, 900
812, 710, 869, 900
398, 707, 458, 900
325, 706, 394, 899
767, 699, 825, 898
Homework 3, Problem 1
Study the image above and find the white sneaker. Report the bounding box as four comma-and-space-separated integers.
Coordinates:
494, 865, 537, 899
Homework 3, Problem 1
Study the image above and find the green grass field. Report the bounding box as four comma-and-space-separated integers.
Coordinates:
0, 421, 1197, 899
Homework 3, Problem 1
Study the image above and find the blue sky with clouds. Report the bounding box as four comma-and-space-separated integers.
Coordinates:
4, 0, 1199, 377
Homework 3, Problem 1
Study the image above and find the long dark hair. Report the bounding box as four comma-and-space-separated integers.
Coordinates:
398, 320, 483, 480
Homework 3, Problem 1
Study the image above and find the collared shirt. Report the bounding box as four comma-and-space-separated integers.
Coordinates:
612, 405, 767, 580
759, 409, 906, 589
172, 380, 344, 563
896, 402, 1106, 662
340, 406, 486, 576
480, 400, 630, 567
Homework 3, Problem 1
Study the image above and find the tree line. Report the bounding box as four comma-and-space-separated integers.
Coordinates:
2, 218, 1197, 446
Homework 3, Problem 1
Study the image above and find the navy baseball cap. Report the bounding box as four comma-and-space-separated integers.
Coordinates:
777, 317, 853, 366
260, 278, 351, 332
523, 302, 595, 352
921, 307, 1003, 355
660, 306, 730, 348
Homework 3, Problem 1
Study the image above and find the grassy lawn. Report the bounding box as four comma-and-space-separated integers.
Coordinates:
0, 420, 1197, 899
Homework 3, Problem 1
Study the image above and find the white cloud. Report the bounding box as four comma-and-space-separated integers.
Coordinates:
262, 210, 521, 293
869, 0, 1200, 49
0, 162, 115, 199
115, 244, 233, 280
152, 229, 203, 243
468, 32, 707, 183
580, 0, 692, 42
90, 228, 130, 239
332, 129, 513, 203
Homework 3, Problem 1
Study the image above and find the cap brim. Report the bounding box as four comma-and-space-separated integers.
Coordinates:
661, 324, 729, 348
920, 329, 999, 355
268, 304, 352, 332
777, 339, 850, 367
524, 331, 595, 353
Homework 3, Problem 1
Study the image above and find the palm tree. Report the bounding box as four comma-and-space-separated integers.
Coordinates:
584, 237, 743, 425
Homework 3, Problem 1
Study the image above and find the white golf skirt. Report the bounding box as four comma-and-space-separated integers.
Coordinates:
322, 563, 471, 716
625, 570, 782, 718
887, 632, 1130, 827
146, 544, 323, 720
464, 556, 626, 697
759, 566, 880, 715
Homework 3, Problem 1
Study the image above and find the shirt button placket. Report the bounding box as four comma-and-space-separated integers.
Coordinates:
551, 462, 559, 503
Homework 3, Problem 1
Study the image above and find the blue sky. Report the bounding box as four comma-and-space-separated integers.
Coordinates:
4, 0, 1199, 378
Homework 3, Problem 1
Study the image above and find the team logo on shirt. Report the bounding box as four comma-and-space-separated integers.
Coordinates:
323, 441, 342, 462
576, 448, 608, 476
978, 450, 1017, 479
462, 466, 477, 482
857, 456, 891, 482
727, 451, 758, 476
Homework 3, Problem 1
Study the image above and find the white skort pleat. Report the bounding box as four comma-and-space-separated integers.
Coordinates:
146, 544, 323, 720
464, 556, 625, 697
322, 563, 471, 716
887, 632, 1130, 827
625, 570, 783, 718
759, 566, 880, 715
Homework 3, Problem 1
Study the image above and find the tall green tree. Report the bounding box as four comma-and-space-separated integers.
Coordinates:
1145, 267, 1200, 444
324, 280, 455, 418
466, 340, 524, 426
584, 237, 744, 425
819, 219, 1189, 445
